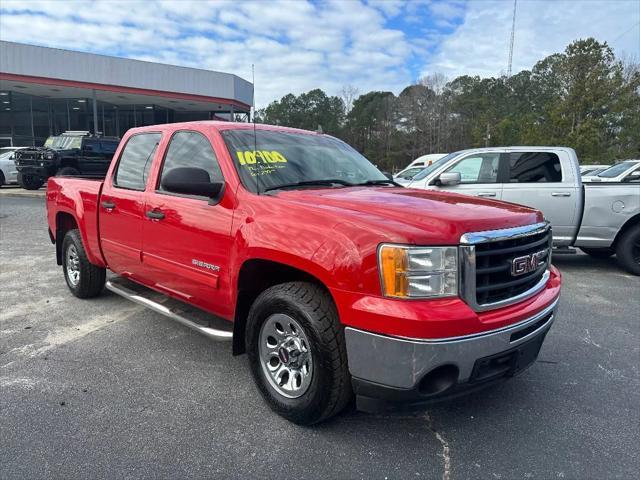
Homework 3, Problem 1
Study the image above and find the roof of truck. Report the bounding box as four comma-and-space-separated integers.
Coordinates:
128, 121, 325, 137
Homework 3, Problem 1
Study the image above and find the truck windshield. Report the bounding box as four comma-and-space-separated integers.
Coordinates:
410, 152, 462, 182
46, 136, 82, 150
221, 129, 387, 193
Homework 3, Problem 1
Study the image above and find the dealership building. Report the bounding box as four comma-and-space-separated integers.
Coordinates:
0, 41, 253, 147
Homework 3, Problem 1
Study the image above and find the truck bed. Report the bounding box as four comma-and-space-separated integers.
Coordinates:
576, 182, 640, 248
47, 176, 106, 267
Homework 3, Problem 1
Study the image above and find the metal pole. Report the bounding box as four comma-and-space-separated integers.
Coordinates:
66, 100, 70, 130
92, 90, 99, 135
133, 104, 137, 127
30, 96, 35, 145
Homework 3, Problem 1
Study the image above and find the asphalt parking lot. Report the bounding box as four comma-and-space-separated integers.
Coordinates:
1, 194, 639, 479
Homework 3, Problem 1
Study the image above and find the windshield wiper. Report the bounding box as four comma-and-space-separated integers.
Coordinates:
351, 179, 401, 187
263, 179, 353, 193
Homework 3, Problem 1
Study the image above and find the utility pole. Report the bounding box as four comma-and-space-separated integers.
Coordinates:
507, 0, 517, 77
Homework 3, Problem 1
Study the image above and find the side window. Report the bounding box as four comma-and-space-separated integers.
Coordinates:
158, 131, 223, 193
100, 141, 118, 155
83, 139, 100, 153
509, 152, 562, 183
447, 154, 500, 183
114, 133, 161, 190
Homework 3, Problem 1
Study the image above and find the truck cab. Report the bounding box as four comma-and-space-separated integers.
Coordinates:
408, 147, 581, 246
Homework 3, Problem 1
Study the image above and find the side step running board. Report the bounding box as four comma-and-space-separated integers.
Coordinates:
106, 278, 233, 342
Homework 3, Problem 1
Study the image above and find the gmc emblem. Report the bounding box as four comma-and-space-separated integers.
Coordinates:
511, 250, 546, 276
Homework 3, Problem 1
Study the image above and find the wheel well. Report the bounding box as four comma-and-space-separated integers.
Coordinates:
232, 259, 329, 356
55, 212, 78, 265
612, 213, 640, 249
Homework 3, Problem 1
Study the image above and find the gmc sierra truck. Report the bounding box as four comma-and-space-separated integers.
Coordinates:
405, 147, 640, 275
46, 122, 561, 424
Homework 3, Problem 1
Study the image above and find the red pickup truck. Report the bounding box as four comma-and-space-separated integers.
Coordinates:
46, 121, 561, 424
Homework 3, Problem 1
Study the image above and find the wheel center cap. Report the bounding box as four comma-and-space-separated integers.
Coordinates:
278, 347, 290, 364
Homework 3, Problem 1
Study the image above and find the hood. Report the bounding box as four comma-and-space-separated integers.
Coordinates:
272, 186, 543, 244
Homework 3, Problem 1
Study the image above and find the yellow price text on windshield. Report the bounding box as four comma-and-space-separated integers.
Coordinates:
236, 150, 288, 165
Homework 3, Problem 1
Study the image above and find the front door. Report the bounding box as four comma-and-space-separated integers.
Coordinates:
142, 130, 234, 317
99, 132, 162, 277
434, 152, 503, 199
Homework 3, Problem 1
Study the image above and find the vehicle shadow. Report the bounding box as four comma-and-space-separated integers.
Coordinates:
551, 253, 623, 274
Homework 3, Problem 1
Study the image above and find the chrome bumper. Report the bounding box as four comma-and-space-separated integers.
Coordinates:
345, 298, 558, 390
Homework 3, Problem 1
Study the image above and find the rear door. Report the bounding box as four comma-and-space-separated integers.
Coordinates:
141, 129, 234, 316
434, 152, 503, 199
99, 132, 162, 277
79, 139, 105, 174
501, 151, 579, 245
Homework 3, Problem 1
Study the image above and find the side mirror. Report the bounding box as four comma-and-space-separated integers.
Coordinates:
623, 171, 640, 182
161, 167, 224, 201
438, 171, 461, 186
382, 171, 394, 181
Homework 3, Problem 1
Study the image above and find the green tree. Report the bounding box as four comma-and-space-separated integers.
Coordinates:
257, 89, 345, 136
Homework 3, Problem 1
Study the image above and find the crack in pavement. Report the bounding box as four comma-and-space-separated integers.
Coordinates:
425, 413, 451, 480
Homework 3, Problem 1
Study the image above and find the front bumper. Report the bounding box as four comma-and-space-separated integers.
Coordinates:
345, 298, 557, 412
15, 164, 52, 178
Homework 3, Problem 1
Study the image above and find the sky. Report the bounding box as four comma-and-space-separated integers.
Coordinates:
1, 0, 638, 107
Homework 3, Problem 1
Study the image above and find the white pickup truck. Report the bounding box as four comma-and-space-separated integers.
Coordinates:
406, 147, 640, 275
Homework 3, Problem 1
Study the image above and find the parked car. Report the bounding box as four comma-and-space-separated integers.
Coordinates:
579, 164, 609, 176
394, 153, 447, 185
14, 131, 120, 190
582, 160, 640, 183
405, 147, 640, 274
0, 147, 27, 187
46, 122, 561, 424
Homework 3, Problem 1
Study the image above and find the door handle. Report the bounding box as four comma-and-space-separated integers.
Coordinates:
101, 200, 116, 210
551, 192, 571, 197
146, 210, 165, 220
477, 192, 496, 197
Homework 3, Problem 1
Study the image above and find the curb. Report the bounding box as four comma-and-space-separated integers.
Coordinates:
0, 190, 46, 199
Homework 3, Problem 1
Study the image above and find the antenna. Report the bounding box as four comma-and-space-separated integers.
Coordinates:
507, 0, 517, 77
252, 63, 261, 195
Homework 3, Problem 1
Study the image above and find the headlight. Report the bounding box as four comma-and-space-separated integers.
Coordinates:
378, 245, 458, 299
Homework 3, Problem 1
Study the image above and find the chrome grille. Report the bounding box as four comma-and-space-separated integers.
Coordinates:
460, 222, 552, 311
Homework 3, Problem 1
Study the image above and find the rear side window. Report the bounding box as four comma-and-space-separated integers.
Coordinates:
446, 153, 500, 183
158, 131, 223, 192
509, 152, 562, 182
114, 133, 161, 190
101, 141, 118, 155
83, 139, 100, 153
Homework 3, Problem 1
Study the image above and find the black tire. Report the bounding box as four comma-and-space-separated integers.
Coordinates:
62, 229, 106, 298
17, 172, 44, 190
246, 282, 352, 425
616, 225, 640, 276
580, 247, 615, 258
0, 170, 5, 187
57, 166, 80, 177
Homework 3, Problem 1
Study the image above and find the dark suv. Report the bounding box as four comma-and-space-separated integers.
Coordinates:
14, 131, 120, 190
